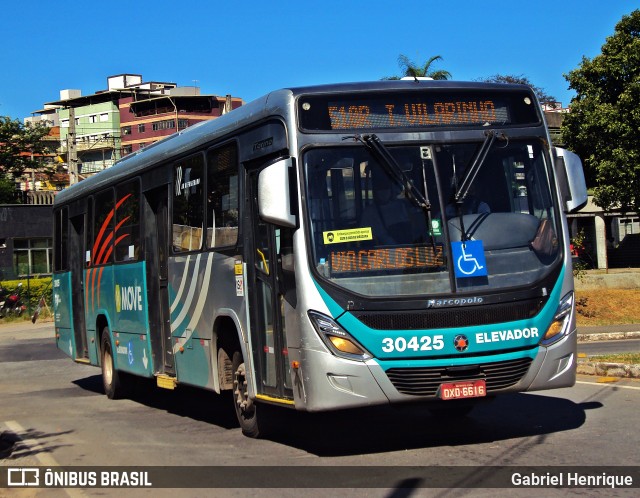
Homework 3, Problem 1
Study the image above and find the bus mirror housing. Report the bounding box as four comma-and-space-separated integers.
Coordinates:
554, 147, 588, 213
258, 158, 297, 227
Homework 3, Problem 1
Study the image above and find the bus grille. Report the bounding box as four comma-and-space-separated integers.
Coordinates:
385, 357, 533, 396
352, 299, 543, 330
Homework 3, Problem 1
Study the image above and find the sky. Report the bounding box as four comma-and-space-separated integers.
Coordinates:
0, 1, 635, 120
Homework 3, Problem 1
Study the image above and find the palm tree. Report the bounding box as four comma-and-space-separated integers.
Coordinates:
384, 54, 452, 80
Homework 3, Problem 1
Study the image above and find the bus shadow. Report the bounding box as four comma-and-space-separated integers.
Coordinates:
73, 375, 239, 430
73, 375, 597, 457
262, 393, 598, 456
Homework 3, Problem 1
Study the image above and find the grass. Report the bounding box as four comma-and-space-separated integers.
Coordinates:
587, 353, 640, 364
575, 288, 640, 367
575, 288, 640, 326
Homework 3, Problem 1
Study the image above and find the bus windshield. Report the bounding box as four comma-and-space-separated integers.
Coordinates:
304, 139, 560, 297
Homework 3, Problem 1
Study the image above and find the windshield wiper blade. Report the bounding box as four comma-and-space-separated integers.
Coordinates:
453, 130, 500, 205
352, 133, 437, 250
360, 134, 431, 212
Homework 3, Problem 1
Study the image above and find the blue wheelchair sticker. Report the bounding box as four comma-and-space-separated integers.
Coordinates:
451, 240, 488, 278
127, 341, 134, 365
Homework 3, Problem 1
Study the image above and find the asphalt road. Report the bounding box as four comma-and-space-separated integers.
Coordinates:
1, 322, 639, 497
578, 339, 640, 356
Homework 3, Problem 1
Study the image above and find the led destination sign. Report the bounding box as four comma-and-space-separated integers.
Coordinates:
328, 100, 503, 130
330, 246, 444, 275
299, 90, 540, 131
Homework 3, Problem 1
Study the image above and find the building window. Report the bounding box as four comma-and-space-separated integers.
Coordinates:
122, 126, 132, 136
100, 113, 109, 122
13, 238, 53, 276
138, 123, 146, 133
89, 115, 97, 123
61, 119, 69, 128
122, 145, 133, 155
152, 120, 176, 131
178, 119, 189, 130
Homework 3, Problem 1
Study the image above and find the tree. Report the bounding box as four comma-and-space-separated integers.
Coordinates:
0, 117, 52, 179
561, 10, 640, 212
479, 74, 558, 107
0, 176, 17, 203
384, 54, 451, 80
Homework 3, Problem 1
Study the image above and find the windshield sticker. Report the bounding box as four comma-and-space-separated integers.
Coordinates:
431, 219, 442, 236
323, 228, 373, 245
451, 240, 488, 278
330, 246, 444, 274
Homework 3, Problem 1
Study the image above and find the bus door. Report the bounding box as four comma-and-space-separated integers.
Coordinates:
246, 169, 293, 401
143, 186, 174, 376
69, 213, 88, 360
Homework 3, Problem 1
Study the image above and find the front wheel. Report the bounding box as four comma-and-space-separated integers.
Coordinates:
232, 350, 270, 438
101, 328, 127, 399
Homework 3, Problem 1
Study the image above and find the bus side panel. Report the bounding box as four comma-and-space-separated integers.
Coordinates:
87, 261, 153, 377
53, 271, 75, 359
169, 252, 246, 390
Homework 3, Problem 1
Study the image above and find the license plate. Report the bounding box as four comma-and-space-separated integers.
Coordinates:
439, 379, 486, 400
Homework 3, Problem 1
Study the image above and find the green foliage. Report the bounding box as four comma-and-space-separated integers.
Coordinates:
0, 116, 52, 179
562, 10, 640, 213
478, 74, 558, 107
0, 277, 52, 318
384, 54, 451, 80
0, 175, 18, 203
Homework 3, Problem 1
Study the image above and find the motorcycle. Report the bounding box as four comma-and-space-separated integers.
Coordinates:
0, 282, 26, 318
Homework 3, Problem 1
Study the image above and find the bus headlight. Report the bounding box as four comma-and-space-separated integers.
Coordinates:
540, 291, 574, 346
308, 311, 372, 361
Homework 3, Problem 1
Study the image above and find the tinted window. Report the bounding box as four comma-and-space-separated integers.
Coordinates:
173, 154, 205, 252
206, 143, 239, 248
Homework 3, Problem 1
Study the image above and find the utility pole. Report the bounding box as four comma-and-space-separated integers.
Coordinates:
67, 106, 78, 185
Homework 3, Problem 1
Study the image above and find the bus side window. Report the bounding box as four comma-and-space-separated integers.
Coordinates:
115, 180, 141, 262
173, 154, 205, 253
206, 143, 239, 248
92, 189, 115, 266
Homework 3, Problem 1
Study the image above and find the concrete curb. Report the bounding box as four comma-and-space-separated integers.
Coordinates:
577, 360, 640, 379
577, 331, 640, 342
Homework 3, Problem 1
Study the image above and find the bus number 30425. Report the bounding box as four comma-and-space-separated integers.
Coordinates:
381, 335, 445, 353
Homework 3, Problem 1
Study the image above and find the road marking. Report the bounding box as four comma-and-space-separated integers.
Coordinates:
3, 420, 84, 498
577, 380, 640, 391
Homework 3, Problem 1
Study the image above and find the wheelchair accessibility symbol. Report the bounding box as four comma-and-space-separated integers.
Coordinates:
451, 240, 488, 278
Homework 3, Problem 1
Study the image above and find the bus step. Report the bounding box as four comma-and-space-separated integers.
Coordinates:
156, 374, 177, 390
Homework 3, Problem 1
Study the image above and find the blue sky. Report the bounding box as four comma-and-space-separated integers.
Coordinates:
0, 1, 635, 120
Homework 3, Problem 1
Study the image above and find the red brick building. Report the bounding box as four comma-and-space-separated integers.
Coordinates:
119, 89, 243, 156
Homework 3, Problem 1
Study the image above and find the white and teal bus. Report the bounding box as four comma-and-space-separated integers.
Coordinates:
52, 80, 587, 437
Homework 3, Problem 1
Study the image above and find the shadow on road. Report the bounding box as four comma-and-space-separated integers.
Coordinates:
0, 428, 75, 461
71, 373, 598, 456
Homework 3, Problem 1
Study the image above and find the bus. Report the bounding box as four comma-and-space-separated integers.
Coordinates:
52, 80, 588, 437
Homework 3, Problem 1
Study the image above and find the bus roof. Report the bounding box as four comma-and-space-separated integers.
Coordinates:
54, 80, 535, 207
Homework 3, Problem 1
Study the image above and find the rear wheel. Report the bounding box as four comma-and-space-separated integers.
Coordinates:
232, 350, 269, 438
101, 328, 126, 399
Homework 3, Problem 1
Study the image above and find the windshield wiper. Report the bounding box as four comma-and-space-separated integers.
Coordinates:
451, 130, 505, 242
346, 133, 436, 249
453, 130, 502, 205
357, 134, 431, 212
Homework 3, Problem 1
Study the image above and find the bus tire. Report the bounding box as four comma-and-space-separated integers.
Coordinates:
101, 328, 126, 400
232, 350, 267, 438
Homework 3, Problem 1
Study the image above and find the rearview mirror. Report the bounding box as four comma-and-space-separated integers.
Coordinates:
258, 158, 297, 228
554, 148, 588, 213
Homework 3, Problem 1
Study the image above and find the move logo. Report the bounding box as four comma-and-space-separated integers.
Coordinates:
115, 284, 143, 313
